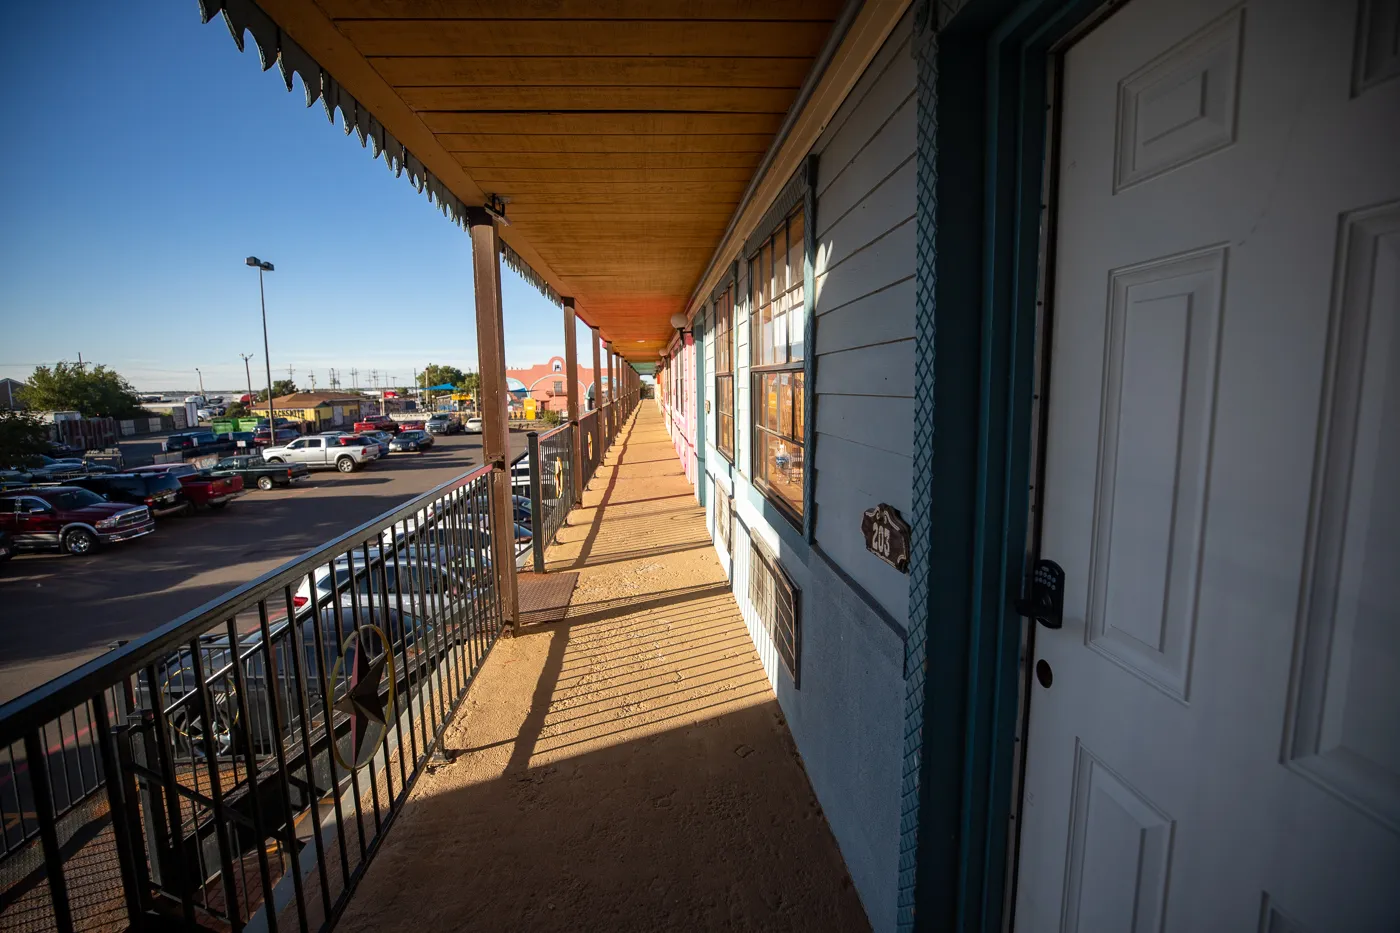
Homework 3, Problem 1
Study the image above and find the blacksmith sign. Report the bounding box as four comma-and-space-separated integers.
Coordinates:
861, 504, 911, 573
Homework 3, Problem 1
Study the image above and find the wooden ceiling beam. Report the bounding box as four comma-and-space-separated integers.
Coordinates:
321, 0, 843, 20
371, 56, 809, 88
505, 209, 737, 221
473, 166, 756, 183
456, 151, 763, 169
510, 191, 743, 200
335, 20, 832, 57
425, 112, 784, 135
399, 86, 797, 113
438, 134, 773, 153
489, 180, 746, 195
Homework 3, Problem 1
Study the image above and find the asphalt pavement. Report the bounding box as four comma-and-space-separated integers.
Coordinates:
0, 431, 528, 704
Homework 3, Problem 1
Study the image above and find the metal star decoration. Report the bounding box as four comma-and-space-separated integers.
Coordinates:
334, 637, 388, 766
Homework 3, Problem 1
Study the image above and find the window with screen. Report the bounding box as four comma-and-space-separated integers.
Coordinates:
714, 284, 735, 461
748, 205, 806, 523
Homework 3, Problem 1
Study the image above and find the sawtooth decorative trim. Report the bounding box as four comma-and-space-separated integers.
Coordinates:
197, 0, 562, 309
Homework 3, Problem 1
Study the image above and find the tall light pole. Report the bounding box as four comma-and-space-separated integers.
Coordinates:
239, 354, 255, 410
246, 257, 276, 433
195, 367, 206, 398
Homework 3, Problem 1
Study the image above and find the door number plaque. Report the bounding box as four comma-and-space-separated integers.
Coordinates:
861, 504, 911, 573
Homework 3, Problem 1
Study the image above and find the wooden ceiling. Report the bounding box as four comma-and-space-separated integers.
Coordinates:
268, 0, 845, 362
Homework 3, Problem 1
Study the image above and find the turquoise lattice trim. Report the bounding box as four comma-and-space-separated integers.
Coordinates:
897, 3, 939, 930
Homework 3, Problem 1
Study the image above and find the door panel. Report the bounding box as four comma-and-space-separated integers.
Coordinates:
1015, 0, 1400, 930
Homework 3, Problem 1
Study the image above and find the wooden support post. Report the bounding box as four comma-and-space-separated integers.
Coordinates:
563, 298, 582, 501
591, 327, 602, 414
602, 341, 612, 441
590, 325, 602, 469
467, 207, 519, 630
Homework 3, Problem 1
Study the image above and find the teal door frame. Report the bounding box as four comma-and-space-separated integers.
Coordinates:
898, 0, 1105, 931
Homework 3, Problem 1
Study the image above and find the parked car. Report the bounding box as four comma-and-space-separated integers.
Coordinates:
509, 494, 533, 527
46, 441, 87, 459
62, 473, 190, 519
252, 426, 301, 446
263, 435, 380, 473
354, 417, 399, 435
389, 430, 433, 453
6, 455, 100, 483
221, 430, 257, 449
358, 430, 393, 457
127, 464, 244, 510
509, 459, 560, 501
291, 546, 490, 629
425, 414, 461, 435
0, 470, 30, 489
163, 430, 220, 453
0, 486, 155, 555
209, 455, 310, 490
464, 416, 484, 433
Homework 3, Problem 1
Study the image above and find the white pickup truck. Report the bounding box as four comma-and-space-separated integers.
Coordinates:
263, 435, 379, 473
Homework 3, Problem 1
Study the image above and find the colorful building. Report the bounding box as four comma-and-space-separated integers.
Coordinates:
505, 356, 605, 414
264, 392, 363, 430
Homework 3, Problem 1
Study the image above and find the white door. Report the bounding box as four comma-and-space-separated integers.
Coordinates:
1016, 0, 1400, 930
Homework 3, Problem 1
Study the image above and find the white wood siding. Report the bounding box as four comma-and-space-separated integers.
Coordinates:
810, 15, 916, 628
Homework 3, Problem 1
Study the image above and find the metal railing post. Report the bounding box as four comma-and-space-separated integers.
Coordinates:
527, 431, 546, 574
92, 694, 147, 928
24, 730, 74, 933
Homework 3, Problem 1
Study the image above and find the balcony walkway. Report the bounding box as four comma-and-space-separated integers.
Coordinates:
336, 403, 868, 932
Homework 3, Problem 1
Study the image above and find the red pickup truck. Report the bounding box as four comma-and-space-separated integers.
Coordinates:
354, 417, 399, 434
129, 464, 244, 509
0, 486, 155, 555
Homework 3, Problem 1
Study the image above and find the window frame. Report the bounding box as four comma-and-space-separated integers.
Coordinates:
713, 280, 736, 463
748, 204, 808, 526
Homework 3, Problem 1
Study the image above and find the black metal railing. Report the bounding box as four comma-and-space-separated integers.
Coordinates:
578, 409, 601, 490
525, 424, 575, 573
0, 464, 505, 933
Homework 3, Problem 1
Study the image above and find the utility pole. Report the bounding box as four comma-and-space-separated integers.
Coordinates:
350, 368, 358, 392
239, 354, 255, 407
287, 364, 295, 385
309, 371, 317, 390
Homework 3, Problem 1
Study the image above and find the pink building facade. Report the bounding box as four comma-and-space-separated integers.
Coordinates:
505, 356, 602, 414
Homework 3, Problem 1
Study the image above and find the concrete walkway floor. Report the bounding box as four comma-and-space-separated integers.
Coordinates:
337, 403, 869, 932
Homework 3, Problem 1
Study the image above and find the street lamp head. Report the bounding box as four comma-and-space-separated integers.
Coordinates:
245, 256, 274, 271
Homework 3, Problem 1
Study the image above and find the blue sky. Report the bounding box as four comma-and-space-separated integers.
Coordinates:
0, 3, 589, 393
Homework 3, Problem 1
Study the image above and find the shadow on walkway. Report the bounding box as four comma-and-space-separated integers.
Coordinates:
336, 403, 869, 932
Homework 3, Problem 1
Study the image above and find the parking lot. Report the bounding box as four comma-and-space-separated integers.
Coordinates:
0, 431, 529, 704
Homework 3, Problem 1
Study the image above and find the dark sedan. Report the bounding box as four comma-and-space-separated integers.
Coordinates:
388, 430, 434, 453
